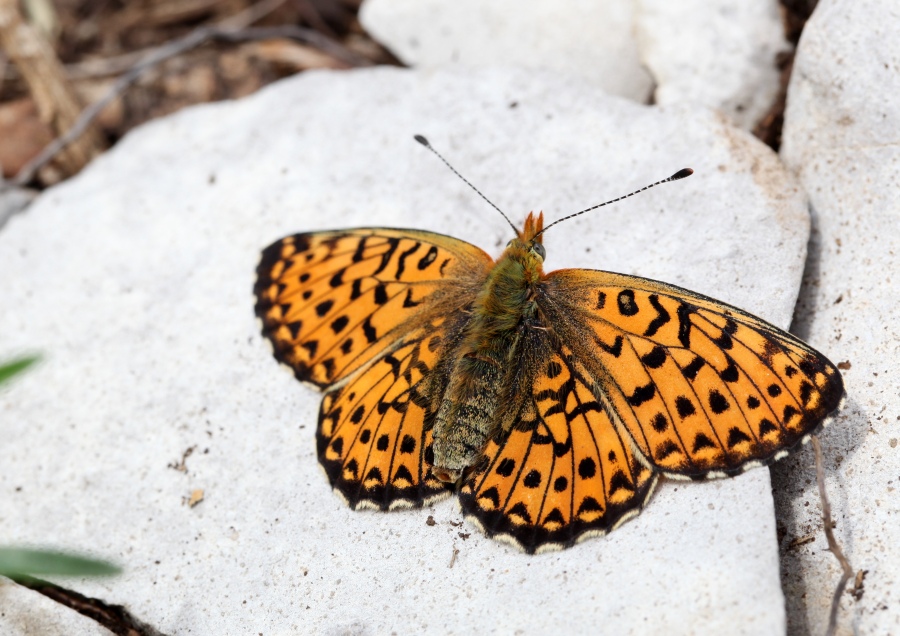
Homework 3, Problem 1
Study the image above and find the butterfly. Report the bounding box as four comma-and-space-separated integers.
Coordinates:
253, 137, 844, 554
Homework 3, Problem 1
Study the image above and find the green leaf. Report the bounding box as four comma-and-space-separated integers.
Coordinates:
0, 547, 121, 580
0, 355, 40, 386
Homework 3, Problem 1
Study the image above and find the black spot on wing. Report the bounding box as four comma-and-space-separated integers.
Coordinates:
394, 465, 414, 483
578, 458, 596, 479
641, 346, 667, 369
681, 356, 705, 381
799, 381, 814, 405
713, 330, 733, 350
608, 470, 634, 497
726, 427, 752, 448
628, 382, 656, 407
496, 458, 516, 476
758, 419, 777, 436
677, 303, 693, 348
508, 502, 533, 524
644, 295, 671, 337
315, 299, 333, 317
395, 242, 420, 280
373, 284, 388, 306
655, 440, 682, 461
362, 317, 377, 343
708, 390, 730, 414
523, 470, 542, 488
691, 433, 717, 453
417, 245, 438, 270
675, 396, 696, 418
597, 335, 623, 357
402, 289, 422, 308
400, 435, 416, 454
651, 413, 668, 432
719, 356, 739, 382
617, 290, 639, 316
331, 315, 349, 334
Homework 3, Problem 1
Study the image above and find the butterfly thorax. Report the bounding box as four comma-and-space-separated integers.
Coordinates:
431, 214, 547, 482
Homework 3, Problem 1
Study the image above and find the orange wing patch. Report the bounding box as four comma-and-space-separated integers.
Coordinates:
254, 228, 492, 387
318, 324, 456, 510
459, 346, 658, 553
540, 270, 844, 479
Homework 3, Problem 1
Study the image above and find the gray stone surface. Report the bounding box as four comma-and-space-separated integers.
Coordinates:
635, 0, 790, 130
0, 67, 808, 634
360, 0, 653, 101
0, 178, 35, 229
773, 0, 900, 634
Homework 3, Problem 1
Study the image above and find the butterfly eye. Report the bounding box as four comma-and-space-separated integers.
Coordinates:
531, 242, 546, 260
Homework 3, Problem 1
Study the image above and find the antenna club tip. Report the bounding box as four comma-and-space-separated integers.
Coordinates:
671, 168, 693, 180
413, 134, 430, 146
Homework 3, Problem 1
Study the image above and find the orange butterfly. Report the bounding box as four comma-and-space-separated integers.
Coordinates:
254, 138, 844, 553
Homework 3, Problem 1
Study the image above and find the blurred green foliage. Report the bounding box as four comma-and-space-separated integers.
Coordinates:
1, 353, 121, 581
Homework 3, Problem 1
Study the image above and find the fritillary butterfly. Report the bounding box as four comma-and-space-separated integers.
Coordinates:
253, 139, 844, 553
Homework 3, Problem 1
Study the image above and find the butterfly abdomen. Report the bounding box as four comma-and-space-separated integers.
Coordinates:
431, 240, 545, 482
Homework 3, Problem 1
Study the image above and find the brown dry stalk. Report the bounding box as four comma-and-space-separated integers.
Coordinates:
0, 0, 105, 177
16, 576, 170, 636
811, 435, 854, 636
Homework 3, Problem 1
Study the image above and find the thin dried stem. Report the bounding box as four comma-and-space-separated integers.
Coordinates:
811, 435, 853, 636
16, 576, 170, 636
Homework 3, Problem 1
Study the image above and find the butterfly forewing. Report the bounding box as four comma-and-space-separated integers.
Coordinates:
459, 335, 658, 553
255, 228, 493, 509
254, 228, 493, 387
539, 270, 844, 479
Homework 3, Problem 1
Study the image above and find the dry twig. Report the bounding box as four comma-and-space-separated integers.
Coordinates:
811, 435, 854, 636
16, 576, 170, 636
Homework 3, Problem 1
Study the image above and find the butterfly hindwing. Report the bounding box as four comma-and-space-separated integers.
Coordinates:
459, 333, 658, 553
318, 323, 462, 510
254, 228, 493, 387
539, 270, 844, 479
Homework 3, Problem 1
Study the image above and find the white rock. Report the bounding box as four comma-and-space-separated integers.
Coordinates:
774, 0, 900, 633
359, 0, 653, 101
0, 67, 808, 634
635, 0, 790, 130
0, 178, 36, 229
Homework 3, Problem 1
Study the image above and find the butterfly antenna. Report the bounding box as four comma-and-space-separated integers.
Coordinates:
414, 135, 518, 234
534, 168, 694, 239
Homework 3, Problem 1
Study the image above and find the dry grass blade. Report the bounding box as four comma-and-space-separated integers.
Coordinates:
811, 435, 853, 636
16, 576, 170, 636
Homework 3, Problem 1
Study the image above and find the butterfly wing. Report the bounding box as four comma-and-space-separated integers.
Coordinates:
318, 313, 473, 509
459, 329, 659, 553
254, 228, 493, 387
255, 228, 493, 508
538, 269, 844, 479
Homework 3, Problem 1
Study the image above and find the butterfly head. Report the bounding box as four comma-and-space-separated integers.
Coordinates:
505, 211, 546, 262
